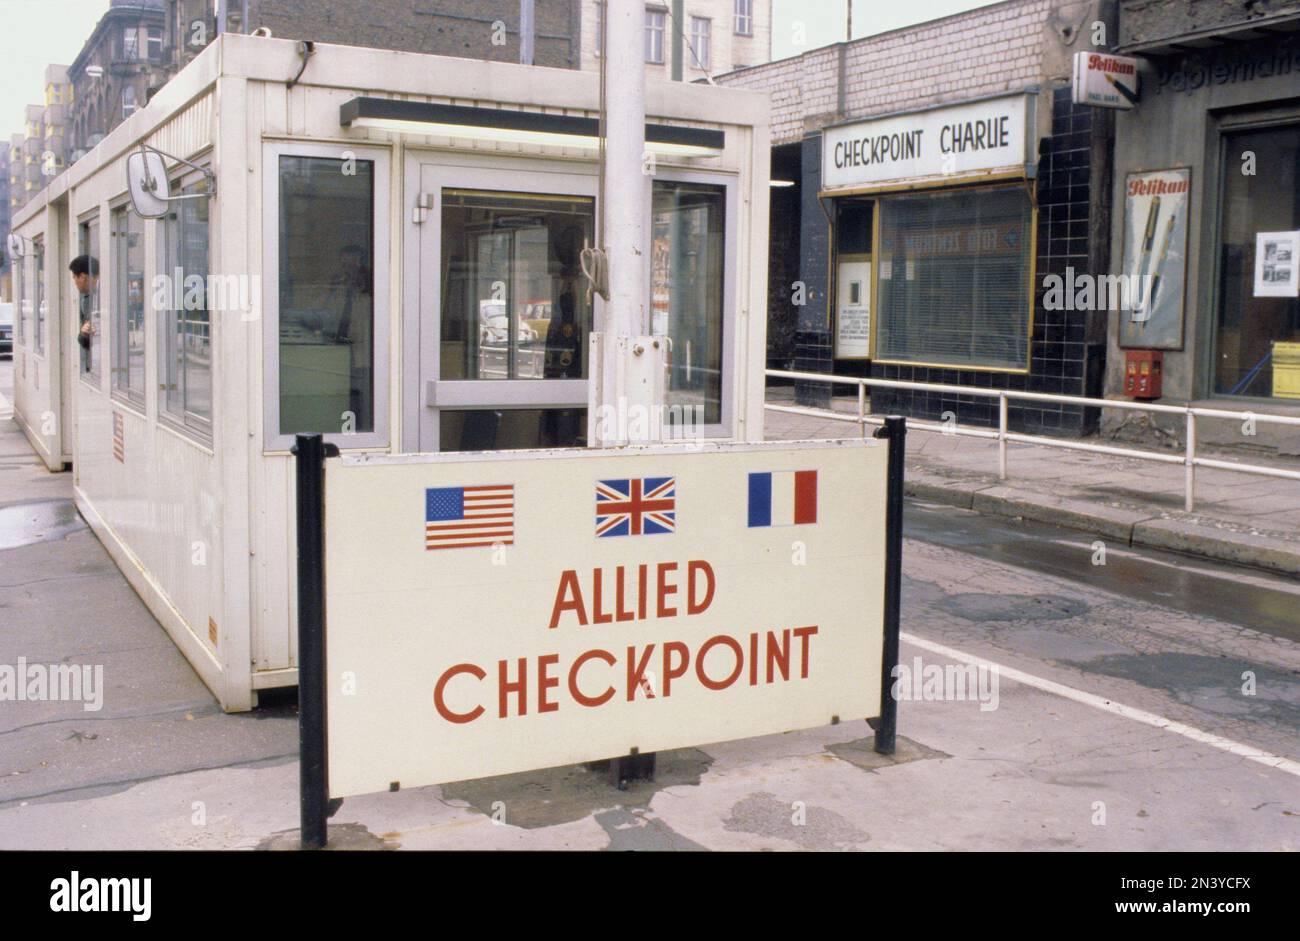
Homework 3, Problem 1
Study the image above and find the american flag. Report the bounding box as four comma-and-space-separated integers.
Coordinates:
425, 484, 514, 551
596, 477, 676, 538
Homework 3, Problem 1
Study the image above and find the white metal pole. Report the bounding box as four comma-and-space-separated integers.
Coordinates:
588, 0, 662, 447
604, 1, 647, 337
1185, 411, 1196, 512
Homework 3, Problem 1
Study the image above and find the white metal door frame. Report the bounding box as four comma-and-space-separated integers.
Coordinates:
400, 156, 599, 452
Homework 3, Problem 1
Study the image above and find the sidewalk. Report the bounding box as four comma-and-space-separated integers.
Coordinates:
764, 392, 1300, 576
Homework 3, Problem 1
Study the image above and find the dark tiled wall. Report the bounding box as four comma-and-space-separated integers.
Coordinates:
792, 89, 1107, 436
766, 184, 800, 368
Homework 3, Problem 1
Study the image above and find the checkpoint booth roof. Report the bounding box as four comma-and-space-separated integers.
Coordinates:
5, 33, 773, 711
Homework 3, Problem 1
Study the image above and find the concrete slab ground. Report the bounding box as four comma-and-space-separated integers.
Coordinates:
765, 389, 1300, 575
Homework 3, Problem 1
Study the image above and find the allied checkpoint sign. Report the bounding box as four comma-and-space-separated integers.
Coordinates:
323, 439, 886, 798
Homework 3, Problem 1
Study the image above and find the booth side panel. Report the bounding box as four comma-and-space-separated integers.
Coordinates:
11, 205, 66, 472
64, 89, 238, 709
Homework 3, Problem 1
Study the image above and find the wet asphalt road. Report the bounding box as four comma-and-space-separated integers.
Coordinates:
904, 501, 1300, 644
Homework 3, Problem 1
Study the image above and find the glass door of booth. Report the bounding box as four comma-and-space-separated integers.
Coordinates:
405, 161, 597, 452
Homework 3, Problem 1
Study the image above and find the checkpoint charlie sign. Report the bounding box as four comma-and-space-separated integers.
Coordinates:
822, 93, 1032, 191
320, 440, 887, 798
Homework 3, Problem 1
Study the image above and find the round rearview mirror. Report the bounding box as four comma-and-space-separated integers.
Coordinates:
5, 232, 23, 259
126, 150, 169, 218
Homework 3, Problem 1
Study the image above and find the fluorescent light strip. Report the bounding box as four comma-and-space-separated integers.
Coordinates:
347, 116, 719, 158
339, 97, 724, 158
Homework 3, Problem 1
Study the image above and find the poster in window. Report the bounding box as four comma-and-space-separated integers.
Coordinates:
1120, 168, 1189, 350
835, 259, 871, 359
1252, 231, 1300, 298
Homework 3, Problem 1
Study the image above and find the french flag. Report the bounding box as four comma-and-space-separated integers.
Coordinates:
748, 470, 817, 527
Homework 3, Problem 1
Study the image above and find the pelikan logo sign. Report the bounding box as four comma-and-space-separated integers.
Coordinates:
49, 872, 151, 921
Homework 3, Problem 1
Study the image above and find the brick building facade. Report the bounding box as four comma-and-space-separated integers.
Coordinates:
718, 0, 1117, 437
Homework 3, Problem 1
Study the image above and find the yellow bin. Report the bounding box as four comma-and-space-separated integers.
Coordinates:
1275, 341, 1300, 399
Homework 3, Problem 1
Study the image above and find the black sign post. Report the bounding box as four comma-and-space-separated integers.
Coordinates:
293, 433, 338, 849
873, 416, 906, 755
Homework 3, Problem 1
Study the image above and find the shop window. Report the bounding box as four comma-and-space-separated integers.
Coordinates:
76, 219, 101, 378
1215, 124, 1300, 399
875, 187, 1033, 371
651, 180, 727, 426
440, 190, 594, 383
159, 174, 211, 435
276, 154, 377, 441
111, 204, 145, 406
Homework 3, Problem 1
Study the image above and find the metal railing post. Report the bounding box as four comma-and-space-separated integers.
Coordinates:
873, 416, 906, 756
998, 393, 1008, 480
858, 382, 866, 438
1185, 411, 1196, 513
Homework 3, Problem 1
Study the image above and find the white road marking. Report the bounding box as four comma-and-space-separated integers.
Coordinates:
901, 631, 1300, 778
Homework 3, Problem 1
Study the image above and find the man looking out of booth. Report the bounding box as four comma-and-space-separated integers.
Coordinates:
70, 254, 99, 372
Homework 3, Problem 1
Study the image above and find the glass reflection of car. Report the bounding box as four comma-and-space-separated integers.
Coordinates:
478, 299, 537, 346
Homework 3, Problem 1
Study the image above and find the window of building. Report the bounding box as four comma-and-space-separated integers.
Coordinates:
271, 150, 388, 448
645, 8, 666, 64
77, 217, 101, 379
689, 17, 711, 71
651, 179, 728, 428
159, 172, 212, 435
122, 27, 139, 61
1215, 123, 1300, 399
594, 1, 604, 57
874, 186, 1034, 371
122, 85, 137, 119
147, 25, 163, 61
735, 0, 753, 36
111, 204, 145, 406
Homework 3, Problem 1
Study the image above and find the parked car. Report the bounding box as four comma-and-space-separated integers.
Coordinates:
0, 302, 13, 358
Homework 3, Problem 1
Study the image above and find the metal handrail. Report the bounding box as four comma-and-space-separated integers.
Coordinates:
765, 368, 1300, 512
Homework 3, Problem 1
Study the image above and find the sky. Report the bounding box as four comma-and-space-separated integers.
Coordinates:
0, 0, 1006, 144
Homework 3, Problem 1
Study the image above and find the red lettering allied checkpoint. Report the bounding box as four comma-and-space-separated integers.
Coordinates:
431, 559, 820, 723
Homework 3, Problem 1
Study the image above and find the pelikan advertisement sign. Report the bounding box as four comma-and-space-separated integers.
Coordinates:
1121, 168, 1189, 350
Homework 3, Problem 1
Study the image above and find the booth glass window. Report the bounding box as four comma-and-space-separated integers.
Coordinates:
652, 180, 726, 426
277, 155, 375, 437
33, 237, 46, 356
111, 205, 145, 405
440, 190, 594, 383
1215, 124, 1300, 399
875, 187, 1033, 370
14, 247, 25, 345
77, 219, 101, 378
159, 175, 212, 435
440, 409, 589, 452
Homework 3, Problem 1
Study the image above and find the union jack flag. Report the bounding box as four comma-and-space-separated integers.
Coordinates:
596, 477, 676, 538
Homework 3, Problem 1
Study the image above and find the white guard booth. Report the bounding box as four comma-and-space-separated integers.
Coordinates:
6, 34, 773, 711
